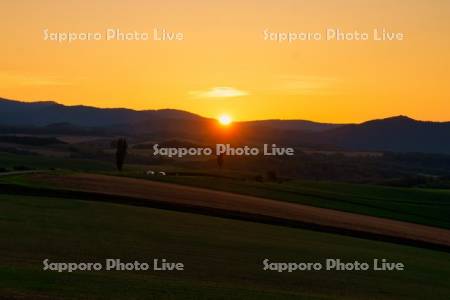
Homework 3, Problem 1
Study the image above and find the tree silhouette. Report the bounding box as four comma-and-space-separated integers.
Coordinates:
115, 138, 128, 171
266, 170, 278, 182
217, 153, 224, 169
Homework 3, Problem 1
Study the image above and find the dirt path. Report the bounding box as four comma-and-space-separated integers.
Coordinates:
25, 173, 450, 249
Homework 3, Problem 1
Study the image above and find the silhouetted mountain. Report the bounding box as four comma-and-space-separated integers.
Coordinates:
1, 98, 450, 154
309, 116, 450, 154
0, 97, 200, 127
242, 119, 342, 132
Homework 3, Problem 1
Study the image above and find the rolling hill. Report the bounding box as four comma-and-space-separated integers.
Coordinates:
308, 116, 450, 154
0, 97, 201, 127
1, 97, 450, 154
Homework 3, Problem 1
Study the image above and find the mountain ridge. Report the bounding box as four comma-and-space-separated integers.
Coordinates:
0, 97, 202, 126
1, 97, 450, 154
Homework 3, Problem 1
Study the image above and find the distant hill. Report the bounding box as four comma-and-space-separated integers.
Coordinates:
307, 116, 450, 154
1, 98, 450, 154
242, 119, 342, 132
0, 135, 65, 146
0, 97, 200, 127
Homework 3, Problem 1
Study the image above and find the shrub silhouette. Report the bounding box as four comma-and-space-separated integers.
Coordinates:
266, 170, 278, 182
115, 138, 128, 171
217, 153, 224, 169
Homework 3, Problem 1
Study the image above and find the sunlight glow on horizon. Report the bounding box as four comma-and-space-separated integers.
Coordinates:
1, 1, 450, 122
218, 114, 232, 126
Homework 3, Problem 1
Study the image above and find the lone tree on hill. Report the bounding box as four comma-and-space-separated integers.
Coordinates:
217, 153, 224, 169
115, 138, 128, 171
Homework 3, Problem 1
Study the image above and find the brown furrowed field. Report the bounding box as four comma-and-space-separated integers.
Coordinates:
12, 172, 450, 250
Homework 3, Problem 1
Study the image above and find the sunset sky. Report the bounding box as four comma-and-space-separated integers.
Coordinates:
1, 0, 449, 122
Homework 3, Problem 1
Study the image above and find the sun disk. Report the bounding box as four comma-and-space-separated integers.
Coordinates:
218, 114, 232, 126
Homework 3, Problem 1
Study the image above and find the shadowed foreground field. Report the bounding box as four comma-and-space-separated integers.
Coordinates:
125, 172, 450, 230
10, 172, 450, 250
1, 152, 450, 230
1, 193, 450, 299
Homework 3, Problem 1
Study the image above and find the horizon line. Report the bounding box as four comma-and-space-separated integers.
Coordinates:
1, 96, 448, 125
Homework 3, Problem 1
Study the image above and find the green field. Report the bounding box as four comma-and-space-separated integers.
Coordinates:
106, 171, 450, 230
0, 193, 449, 299
1, 150, 449, 230
0, 152, 116, 172
1, 152, 450, 299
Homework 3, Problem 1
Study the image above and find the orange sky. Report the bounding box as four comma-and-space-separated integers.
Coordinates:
1, 0, 449, 122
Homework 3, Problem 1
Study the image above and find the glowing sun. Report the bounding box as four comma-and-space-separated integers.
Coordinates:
218, 114, 232, 126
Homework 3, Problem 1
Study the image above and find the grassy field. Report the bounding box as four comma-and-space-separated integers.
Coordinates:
1, 151, 450, 230
109, 171, 450, 230
0, 193, 449, 299
0, 152, 116, 172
